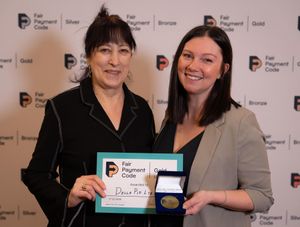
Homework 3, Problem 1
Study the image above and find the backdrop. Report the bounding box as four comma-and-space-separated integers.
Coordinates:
0, 0, 299, 226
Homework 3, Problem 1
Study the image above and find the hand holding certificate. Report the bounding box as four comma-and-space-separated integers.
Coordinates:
96, 152, 183, 214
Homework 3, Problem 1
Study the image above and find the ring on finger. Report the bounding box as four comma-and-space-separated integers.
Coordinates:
82, 183, 87, 191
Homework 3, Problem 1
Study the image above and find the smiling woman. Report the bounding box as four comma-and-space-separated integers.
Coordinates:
22, 4, 155, 227
177, 36, 229, 101
87, 41, 133, 130
89, 42, 132, 92
152, 25, 273, 227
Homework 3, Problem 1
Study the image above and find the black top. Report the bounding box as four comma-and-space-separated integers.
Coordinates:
22, 77, 155, 227
152, 121, 203, 227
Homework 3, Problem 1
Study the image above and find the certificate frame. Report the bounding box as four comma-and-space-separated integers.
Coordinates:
96, 152, 183, 214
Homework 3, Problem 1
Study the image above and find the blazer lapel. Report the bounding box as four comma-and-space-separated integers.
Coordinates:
118, 85, 138, 138
187, 114, 225, 194
79, 77, 119, 139
80, 78, 138, 140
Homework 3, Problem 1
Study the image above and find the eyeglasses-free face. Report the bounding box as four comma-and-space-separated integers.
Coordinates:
88, 42, 133, 92
178, 36, 229, 100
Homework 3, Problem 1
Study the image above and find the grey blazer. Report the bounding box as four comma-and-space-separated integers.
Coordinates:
159, 106, 274, 227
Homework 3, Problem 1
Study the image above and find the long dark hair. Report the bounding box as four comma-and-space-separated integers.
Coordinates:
167, 25, 240, 126
75, 5, 136, 82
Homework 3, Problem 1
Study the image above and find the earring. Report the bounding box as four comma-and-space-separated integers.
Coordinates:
127, 70, 133, 80
88, 65, 92, 77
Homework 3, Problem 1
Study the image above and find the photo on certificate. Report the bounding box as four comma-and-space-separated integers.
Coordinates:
96, 152, 183, 214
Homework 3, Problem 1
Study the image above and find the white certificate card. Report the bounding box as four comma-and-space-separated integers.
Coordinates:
96, 152, 183, 214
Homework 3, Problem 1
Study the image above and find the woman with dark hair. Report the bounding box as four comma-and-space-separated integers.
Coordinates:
23, 5, 155, 227
152, 25, 273, 227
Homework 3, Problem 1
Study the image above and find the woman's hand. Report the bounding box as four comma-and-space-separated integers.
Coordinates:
183, 190, 213, 215
183, 190, 254, 215
67, 175, 106, 208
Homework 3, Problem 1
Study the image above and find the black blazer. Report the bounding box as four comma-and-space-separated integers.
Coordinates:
23, 77, 155, 227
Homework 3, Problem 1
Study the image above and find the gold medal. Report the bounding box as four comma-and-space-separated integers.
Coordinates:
160, 195, 179, 209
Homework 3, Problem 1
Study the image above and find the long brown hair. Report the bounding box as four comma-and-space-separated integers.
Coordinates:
167, 25, 240, 126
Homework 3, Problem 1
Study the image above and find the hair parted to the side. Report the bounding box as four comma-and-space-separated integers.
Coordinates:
75, 4, 136, 82
167, 25, 240, 126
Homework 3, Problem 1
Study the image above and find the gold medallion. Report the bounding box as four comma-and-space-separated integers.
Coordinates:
160, 195, 179, 209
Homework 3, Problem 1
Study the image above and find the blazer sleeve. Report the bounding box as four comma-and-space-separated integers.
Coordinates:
22, 100, 69, 223
237, 111, 274, 213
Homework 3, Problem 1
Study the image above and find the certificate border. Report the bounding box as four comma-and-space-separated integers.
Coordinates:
96, 152, 183, 214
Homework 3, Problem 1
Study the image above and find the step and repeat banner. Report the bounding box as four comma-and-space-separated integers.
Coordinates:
0, 0, 299, 226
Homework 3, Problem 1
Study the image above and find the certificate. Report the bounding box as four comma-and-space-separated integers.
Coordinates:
96, 152, 183, 214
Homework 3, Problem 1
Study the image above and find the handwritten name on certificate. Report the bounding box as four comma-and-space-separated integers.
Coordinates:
96, 152, 183, 214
